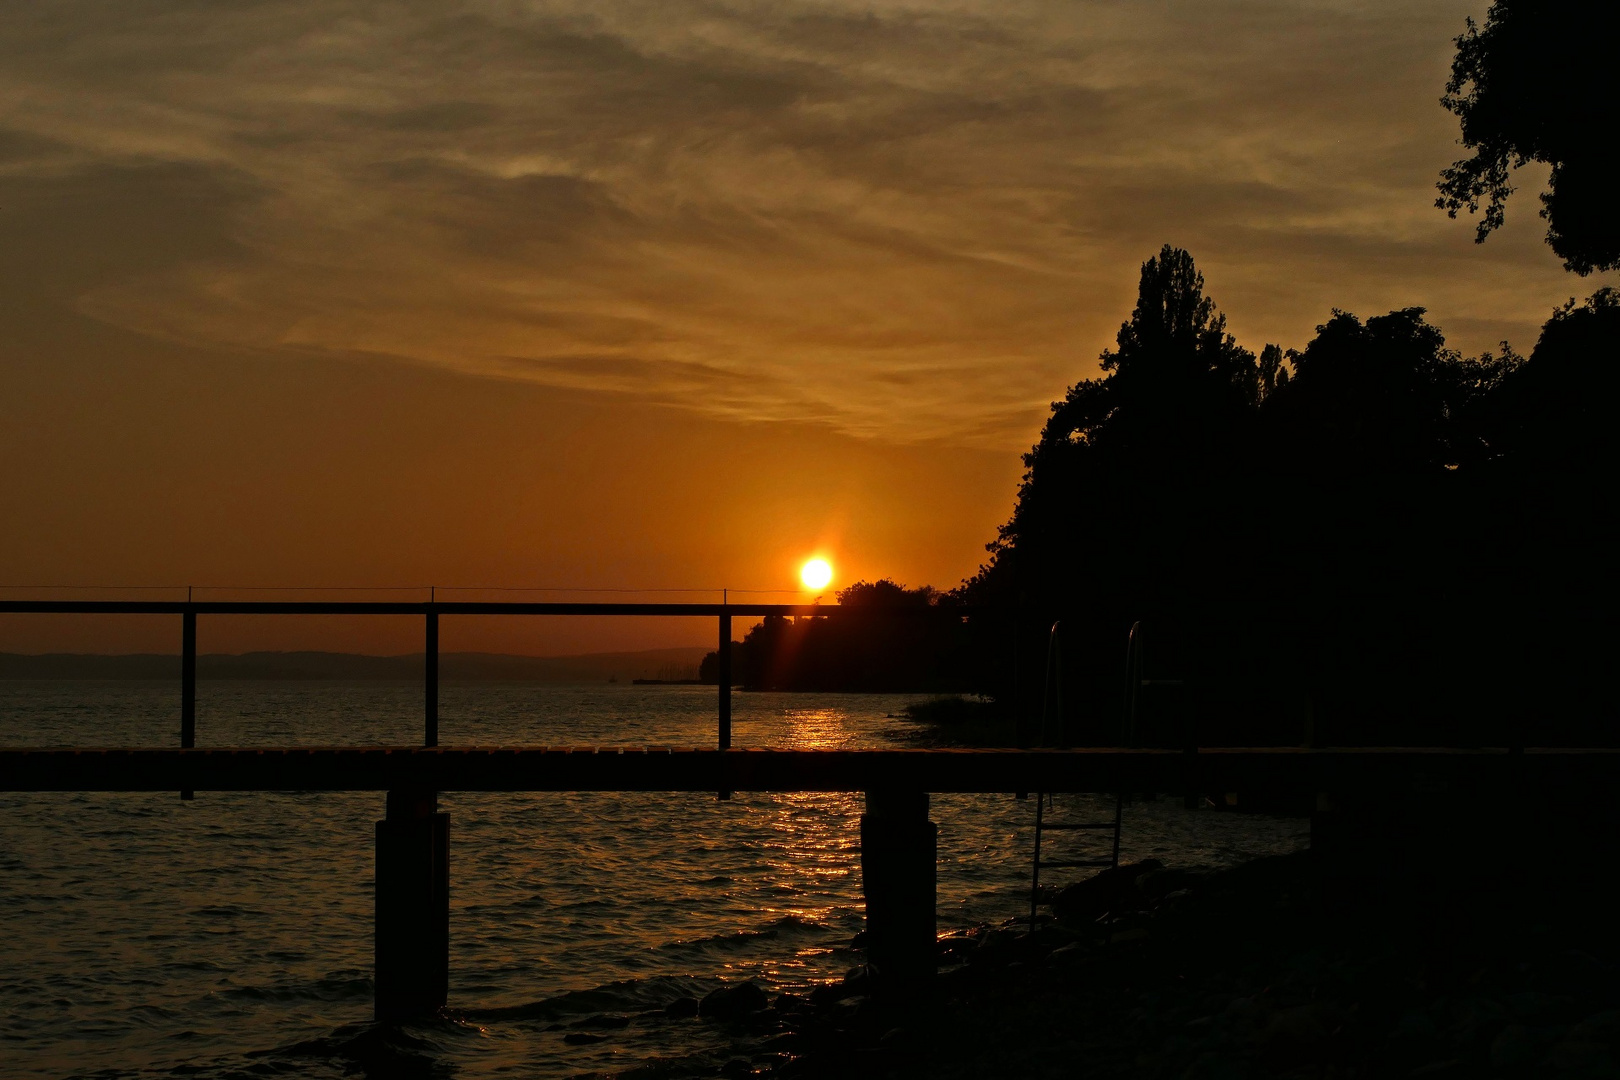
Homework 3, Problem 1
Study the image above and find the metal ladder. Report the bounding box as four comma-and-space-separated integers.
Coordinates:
1029, 621, 1124, 928
1124, 620, 1193, 807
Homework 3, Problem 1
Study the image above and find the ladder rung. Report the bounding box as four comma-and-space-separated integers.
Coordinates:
1038, 822, 1118, 831
1037, 859, 1116, 869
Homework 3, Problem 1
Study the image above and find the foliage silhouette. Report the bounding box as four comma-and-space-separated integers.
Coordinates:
958, 245, 1616, 748
700, 580, 967, 693
704, 247, 1613, 751
1437, 0, 1620, 273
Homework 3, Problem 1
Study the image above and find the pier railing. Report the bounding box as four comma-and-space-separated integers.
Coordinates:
0, 597, 950, 751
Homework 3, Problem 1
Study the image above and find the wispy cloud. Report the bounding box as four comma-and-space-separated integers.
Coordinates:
2, 1, 1604, 446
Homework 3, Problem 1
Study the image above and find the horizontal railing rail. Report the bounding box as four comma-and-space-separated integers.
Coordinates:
0, 600, 990, 616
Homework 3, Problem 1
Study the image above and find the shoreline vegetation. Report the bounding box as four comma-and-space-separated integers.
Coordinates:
892, 696, 1013, 748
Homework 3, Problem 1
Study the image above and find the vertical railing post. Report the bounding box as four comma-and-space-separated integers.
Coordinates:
718, 609, 732, 750
717, 604, 732, 801
181, 602, 196, 801
1182, 713, 1199, 811
425, 601, 439, 749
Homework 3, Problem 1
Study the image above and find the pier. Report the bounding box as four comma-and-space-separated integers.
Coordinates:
4, 598, 1617, 1021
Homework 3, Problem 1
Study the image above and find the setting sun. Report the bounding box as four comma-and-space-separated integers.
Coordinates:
800, 558, 833, 591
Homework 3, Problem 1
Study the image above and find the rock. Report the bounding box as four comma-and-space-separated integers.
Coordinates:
966, 927, 1022, 967
1541, 1040, 1615, 1075
1504, 991, 1558, 1021
1135, 867, 1199, 901
1048, 942, 1086, 962
699, 981, 770, 1022
664, 996, 700, 1019
1180, 1049, 1248, 1079
935, 964, 977, 994
1223, 996, 1265, 1033
1392, 1007, 1438, 1042
841, 964, 878, 994
1256, 1003, 1334, 1061
1026, 924, 1085, 957
762, 1030, 807, 1054
1051, 860, 1164, 924
563, 1031, 607, 1045
1490, 1024, 1536, 1069
751, 1052, 792, 1074
770, 992, 809, 1014
1569, 1009, 1620, 1043
808, 982, 844, 1007
1108, 927, 1150, 947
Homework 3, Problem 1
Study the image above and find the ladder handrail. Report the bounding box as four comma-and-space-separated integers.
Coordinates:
1038, 620, 1064, 749
1030, 620, 1126, 928
1123, 619, 1144, 747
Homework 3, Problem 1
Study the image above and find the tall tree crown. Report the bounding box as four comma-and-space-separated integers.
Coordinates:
1437, 0, 1620, 273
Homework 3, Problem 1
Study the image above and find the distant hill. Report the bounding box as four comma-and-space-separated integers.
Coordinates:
0, 647, 710, 684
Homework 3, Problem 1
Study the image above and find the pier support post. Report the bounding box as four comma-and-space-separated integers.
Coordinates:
860, 790, 936, 986
180, 607, 196, 801
375, 790, 449, 1022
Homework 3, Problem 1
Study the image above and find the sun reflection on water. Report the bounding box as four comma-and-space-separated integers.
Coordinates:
779, 707, 855, 750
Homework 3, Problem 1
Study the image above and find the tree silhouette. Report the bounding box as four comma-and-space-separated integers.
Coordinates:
952, 242, 1620, 748
1478, 287, 1620, 469
1437, 0, 1620, 273
1262, 307, 1479, 475
980, 245, 1260, 601
1257, 343, 1289, 402
700, 580, 966, 693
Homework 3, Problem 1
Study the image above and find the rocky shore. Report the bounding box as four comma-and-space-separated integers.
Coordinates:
610, 850, 1619, 1079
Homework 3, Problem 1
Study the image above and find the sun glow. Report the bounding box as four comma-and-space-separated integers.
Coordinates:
800, 558, 833, 591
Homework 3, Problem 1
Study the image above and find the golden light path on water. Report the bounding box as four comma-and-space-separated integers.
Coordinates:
745, 708, 865, 985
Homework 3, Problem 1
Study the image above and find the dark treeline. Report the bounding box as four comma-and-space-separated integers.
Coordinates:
699, 580, 971, 693
709, 1, 1616, 747
708, 264, 1616, 747
958, 253, 1616, 748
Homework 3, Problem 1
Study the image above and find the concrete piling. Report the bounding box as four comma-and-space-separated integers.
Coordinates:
375, 789, 449, 1022
860, 789, 937, 986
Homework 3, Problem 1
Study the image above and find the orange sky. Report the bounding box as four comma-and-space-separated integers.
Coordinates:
1, 1, 1611, 655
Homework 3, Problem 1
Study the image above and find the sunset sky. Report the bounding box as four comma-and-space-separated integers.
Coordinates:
2, 1, 1610, 655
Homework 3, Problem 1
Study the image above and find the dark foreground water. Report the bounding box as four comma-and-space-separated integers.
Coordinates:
0, 682, 1309, 1078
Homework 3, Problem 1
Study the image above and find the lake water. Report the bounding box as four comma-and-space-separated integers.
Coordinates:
0, 681, 1309, 1078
